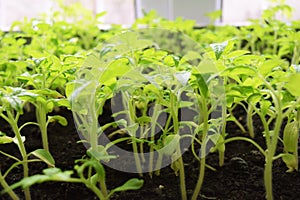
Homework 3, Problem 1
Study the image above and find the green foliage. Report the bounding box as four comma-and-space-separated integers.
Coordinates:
1, 1, 300, 200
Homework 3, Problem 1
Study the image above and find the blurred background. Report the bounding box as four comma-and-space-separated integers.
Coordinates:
1, 0, 300, 30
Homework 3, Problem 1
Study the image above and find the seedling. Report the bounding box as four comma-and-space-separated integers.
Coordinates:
0, 87, 55, 200
220, 60, 300, 200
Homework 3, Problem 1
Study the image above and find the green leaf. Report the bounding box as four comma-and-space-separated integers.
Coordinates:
33, 89, 64, 99
160, 134, 180, 155
30, 149, 55, 167
226, 50, 250, 59
197, 58, 217, 73
0, 87, 38, 112
136, 116, 152, 124
247, 93, 262, 104
125, 123, 139, 137
282, 153, 298, 172
260, 100, 272, 117
210, 41, 228, 60
192, 73, 209, 98
285, 74, 300, 96
179, 101, 194, 108
90, 174, 99, 186
233, 55, 263, 65
112, 178, 144, 193
283, 121, 299, 153
13, 168, 73, 189
47, 115, 68, 126
110, 31, 153, 52
103, 58, 131, 77
163, 55, 175, 66
0, 136, 14, 144
17, 175, 49, 189
76, 159, 106, 182
209, 133, 225, 153
87, 145, 116, 162
1, 168, 74, 194
144, 84, 160, 96
222, 66, 257, 77
174, 71, 191, 86
258, 59, 283, 75
65, 81, 76, 99
182, 51, 201, 62
55, 98, 71, 109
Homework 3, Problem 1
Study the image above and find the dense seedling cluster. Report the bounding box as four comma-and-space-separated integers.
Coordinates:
0, 1, 299, 200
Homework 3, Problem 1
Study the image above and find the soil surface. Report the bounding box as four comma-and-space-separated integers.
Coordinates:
0, 106, 300, 200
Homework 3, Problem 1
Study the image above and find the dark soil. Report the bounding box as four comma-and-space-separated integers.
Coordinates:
0, 106, 300, 200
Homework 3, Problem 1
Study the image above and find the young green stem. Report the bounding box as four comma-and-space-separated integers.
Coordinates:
139, 125, 146, 163
228, 109, 247, 133
99, 177, 108, 198
192, 97, 208, 200
251, 37, 256, 53
219, 101, 227, 166
149, 104, 160, 177
247, 104, 255, 138
36, 102, 49, 152
154, 152, 163, 176
0, 171, 19, 200
83, 179, 106, 200
170, 92, 187, 200
291, 44, 299, 65
132, 138, 143, 176
260, 78, 284, 200
6, 112, 31, 200
224, 137, 266, 157
126, 95, 143, 176
176, 146, 187, 200
90, 93, 99, 151
273, 30, 278, 55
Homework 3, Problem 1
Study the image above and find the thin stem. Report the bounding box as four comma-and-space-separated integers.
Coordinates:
219, 99, 227, 166
7, 112, 31, 200
247, 104, 255, 138
81, 179, 106, 200
273, 30, 278, 55
90, 94, 98, 151
263, 85, 283, 200
283, 97, 300, 119
105, 137, 132, 150
176, 146, 187, 200
251, 37, 256, 53
127, 94, 143, 176
77, 170, 105, 200
154, 152, 163, 176
291, 44, 299, 65
224, 137, 266, 157
170, 92, 187, 200
18, 122, 40, 133
252, 106, 271, 148
0, 151, 20, 162
0, 171, 19, 200
99, 177, 108, 198
4, 159, 44, 179
139, 125, 146, 163
132, 138, 143, 176
228, 110, 247, 133
36, 103, 49, 152
192, 96, 208, 200
149, 104, 160, 177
